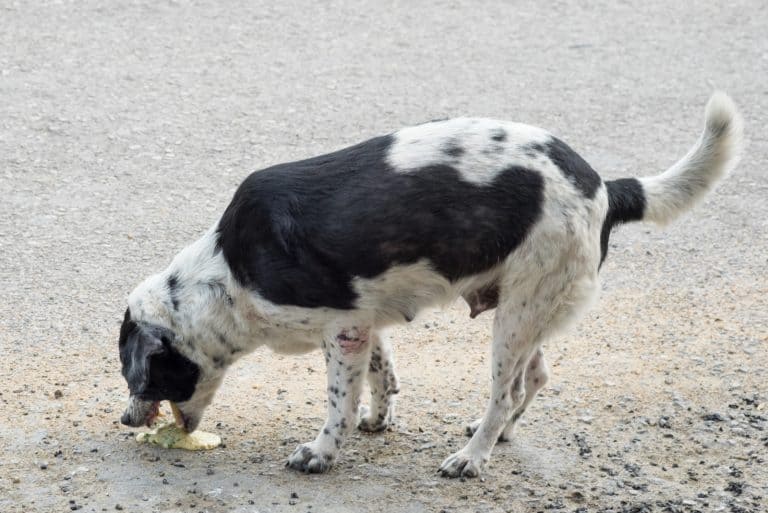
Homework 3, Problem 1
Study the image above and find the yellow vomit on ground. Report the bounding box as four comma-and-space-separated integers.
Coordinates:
135, 402, 221, 450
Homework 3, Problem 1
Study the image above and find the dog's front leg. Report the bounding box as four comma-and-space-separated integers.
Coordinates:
286, 325, 372, 473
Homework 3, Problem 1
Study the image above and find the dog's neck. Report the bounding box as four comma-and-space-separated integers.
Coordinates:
128, 225, 323, 373
128, 227, 254, 367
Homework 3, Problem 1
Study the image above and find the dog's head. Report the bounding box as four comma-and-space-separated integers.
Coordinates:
118, 308, 207, 431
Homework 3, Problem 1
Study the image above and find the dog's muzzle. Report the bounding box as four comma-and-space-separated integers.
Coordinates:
120, 396, 160, 427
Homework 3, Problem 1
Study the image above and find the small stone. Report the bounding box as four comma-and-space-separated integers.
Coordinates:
290, 492, 299, 499
54, 390, 63, 399
115, 505, 123, 511
702, 413, 725, 422
725, 481, 744, 496
39, 462, 48, 470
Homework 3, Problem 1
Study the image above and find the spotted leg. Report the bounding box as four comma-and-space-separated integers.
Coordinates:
359, 332, 400, 432
287, 325, 371, 473
465, 348, 549, 441
439, 304, 541, 478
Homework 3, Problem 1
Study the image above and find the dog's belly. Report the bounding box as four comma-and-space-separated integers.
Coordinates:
351, 259, 499, 325
265, 336, 321, 355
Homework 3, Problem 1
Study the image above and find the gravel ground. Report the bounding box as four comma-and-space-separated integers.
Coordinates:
1, 1, 767, 512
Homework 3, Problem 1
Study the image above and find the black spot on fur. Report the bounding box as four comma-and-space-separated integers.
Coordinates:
543, 137, 601, 199
167, 274, 180, 311
369, 352, 382, 373
601, 178, 646, 266
491, 128, 507, 142
443, 139, 464, 158
522, 142, 545, 158
216, 135, 545, 309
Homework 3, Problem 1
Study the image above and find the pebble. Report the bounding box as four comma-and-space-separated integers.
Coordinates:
573, 433, 592, 457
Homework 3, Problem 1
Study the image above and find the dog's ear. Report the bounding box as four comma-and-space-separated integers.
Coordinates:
119, 314, 172, 395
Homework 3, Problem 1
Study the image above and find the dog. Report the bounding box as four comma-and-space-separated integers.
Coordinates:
118, 92, 742, 478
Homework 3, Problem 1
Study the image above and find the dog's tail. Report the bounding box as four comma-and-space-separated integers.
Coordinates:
603, 92, 743, 240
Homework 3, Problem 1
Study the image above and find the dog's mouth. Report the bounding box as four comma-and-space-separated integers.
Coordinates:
121, 397, 162, 428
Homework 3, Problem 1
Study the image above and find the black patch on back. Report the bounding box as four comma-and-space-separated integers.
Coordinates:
118, 309, 199, 402
600, 178, 646, 266
167, 273, 180, 311
216, 135, 545, 309
543, 137, 601, 199
443, 139, 464, 158
490, 128, 507, 142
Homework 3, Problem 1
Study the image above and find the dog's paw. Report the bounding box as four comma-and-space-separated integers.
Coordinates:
465, 418, 511, 442
357, 405, 389, 433
438, 449, 488, 478
286, 443, 334, 474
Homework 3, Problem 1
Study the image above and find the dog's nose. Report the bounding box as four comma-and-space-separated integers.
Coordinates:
120, 411, 134, 426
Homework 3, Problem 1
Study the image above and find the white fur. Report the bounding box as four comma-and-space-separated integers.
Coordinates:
640, 91, 743, 225
387, 118, 551, 185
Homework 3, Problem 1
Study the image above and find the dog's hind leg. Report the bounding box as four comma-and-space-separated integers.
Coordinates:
465, 348, 549, 441
439, 301, 542, 478
287, 322, 372, 473
359, 331, 400, 432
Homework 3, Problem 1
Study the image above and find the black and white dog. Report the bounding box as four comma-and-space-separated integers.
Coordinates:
119, 93, 741, 478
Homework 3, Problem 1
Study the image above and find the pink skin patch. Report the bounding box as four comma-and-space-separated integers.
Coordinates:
336, 328, 370, 354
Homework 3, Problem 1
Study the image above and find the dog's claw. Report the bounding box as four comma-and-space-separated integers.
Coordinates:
438, 450, 485, 478
286, 443, 334, 474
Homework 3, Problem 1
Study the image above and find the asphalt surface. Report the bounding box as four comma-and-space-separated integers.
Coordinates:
1, 1, 767, 512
